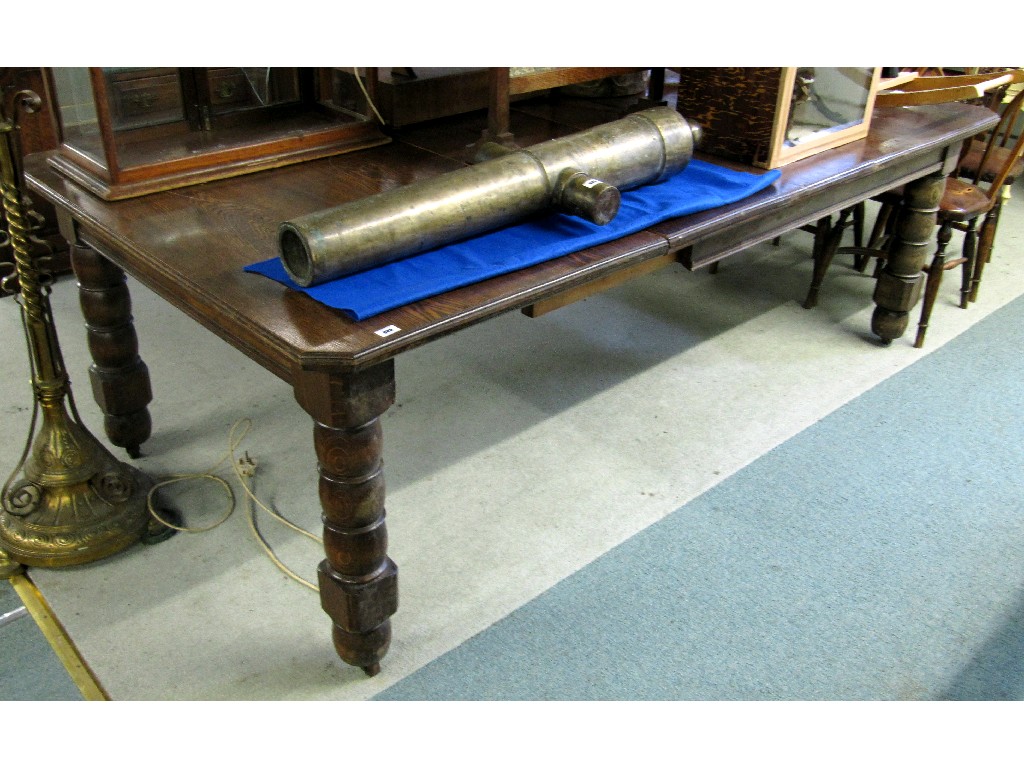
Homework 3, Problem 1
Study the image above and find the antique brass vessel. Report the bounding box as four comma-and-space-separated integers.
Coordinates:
1, 89, 154, 568
279, 106, 702, 286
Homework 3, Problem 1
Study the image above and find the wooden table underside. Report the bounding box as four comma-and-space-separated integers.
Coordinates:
24, 98, 997, 675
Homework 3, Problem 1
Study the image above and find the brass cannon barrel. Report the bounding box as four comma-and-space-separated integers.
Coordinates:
278, 106, 702, 287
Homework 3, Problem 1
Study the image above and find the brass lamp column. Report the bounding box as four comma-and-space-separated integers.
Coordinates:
0, 88, 154, 571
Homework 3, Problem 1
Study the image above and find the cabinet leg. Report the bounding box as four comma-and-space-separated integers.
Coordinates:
70, 241, 152, 457
294, 362, 398, 676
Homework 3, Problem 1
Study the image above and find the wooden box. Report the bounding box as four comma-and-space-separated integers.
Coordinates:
674, 67, 882, 169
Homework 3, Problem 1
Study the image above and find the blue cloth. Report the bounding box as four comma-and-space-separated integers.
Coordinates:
245, 159, 781, 320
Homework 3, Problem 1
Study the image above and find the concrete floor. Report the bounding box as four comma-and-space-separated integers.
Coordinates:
3, 182, 1023, 700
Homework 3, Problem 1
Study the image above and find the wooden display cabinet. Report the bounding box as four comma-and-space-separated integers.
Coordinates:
331, 67, 657, 130
43, 67, 390, 200
674, 67, 882, 169
472, 67, 656, 155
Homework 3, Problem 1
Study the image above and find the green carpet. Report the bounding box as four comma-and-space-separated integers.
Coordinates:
376, 292, 1024, 700
0, 580, 82, 700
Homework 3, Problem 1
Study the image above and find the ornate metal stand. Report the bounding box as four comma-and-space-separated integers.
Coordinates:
1, 88, 156, 569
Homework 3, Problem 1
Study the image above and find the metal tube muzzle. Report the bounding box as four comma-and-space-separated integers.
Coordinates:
279, 106, 701, 287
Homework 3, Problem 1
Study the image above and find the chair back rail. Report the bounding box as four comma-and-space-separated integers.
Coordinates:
964, 87, 1024, 198
875, 68, 1023, 108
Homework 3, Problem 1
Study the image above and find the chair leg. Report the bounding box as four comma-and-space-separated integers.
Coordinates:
916, 221, 952, 349
876, 203, 901, 278
970, 207, 997, 303
802, 214, 828, 261
804, 209, 849, 309
811, 215, 831, 261
960, 218, 978, 308
983, 192, 1006, 264
867, 203, 894, 249
852, 201, 865, 249
845, 202, 866, 269
859, 202, 893, 272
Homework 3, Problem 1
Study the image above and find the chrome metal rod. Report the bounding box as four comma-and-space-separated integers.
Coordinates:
0, 605, 28, 628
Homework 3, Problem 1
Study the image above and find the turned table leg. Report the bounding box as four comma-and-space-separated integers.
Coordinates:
871, 172, 944, 345
294, 362, 398, 676
70, 240, 153, 457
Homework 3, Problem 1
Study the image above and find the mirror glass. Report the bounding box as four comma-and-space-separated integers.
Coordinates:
785, 67, 875, 146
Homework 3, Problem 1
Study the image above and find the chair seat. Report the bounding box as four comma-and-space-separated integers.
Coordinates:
873, 178, 992, 220
958, 139, 1024, 186
939, 177, 995, 220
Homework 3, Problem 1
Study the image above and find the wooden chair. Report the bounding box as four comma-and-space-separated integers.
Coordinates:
796, 71, 1015, 279
952, 78, 1024, 297
803, 70, 1024, 348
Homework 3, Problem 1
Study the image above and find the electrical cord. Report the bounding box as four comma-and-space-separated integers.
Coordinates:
147, 418, 322, 592
351, 67, 385, 125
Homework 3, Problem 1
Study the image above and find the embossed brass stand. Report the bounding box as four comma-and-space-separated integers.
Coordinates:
1, 89, 157, 570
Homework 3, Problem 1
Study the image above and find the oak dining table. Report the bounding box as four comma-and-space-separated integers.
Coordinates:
23, 95, 997, 675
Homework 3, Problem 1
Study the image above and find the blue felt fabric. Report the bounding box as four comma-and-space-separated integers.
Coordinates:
245, 159, 781, 320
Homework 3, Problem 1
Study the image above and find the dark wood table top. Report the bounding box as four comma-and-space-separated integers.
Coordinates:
24, 99, 997, 381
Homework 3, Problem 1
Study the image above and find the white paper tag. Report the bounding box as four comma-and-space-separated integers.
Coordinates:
374, 325, 401, 338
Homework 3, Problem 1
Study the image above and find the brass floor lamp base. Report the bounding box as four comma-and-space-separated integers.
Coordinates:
1, 403, 155, 569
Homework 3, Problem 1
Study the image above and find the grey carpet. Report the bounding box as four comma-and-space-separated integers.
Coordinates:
375, 292, 1024, 700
